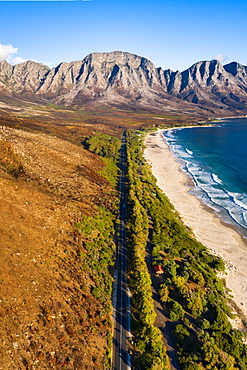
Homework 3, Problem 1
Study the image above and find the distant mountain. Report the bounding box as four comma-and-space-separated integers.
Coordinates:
1, 51, 247, 115
0, 60, 50, 93
159, 60, 247, 111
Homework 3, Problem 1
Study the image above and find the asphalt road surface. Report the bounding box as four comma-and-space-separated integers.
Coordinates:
112, 133, 131, 370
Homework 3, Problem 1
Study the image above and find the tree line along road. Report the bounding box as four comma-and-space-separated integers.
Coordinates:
112, 132, 180, 370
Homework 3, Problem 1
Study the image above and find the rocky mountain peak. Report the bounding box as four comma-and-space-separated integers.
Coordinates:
224, 62, 247, 92
83, 51, 154, 70
0, 51, 247, 114
0, 60, 50, 93
224, 61, 247, 77
0, 60, 13, 86
36, 51, 163, 105
182, 59, 228, 86
0, 59, 12, 70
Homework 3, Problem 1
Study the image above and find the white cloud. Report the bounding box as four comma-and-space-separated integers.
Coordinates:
213, 54, 228, 64
0, 43, 18, 61
0, 43, 50, 68
11, 56, 27, 65
43, 61, 52, 67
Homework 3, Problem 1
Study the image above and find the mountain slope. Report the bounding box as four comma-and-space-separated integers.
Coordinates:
1, 52, 247, 115
0, 122, 118, 369
36, 51, 194, 113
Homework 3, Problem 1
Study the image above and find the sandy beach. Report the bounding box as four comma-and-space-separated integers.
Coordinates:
144, 130, 247, 327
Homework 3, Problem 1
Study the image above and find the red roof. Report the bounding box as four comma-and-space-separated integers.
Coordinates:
154, 265, 163, 273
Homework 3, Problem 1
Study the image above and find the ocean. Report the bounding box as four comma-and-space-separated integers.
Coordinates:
163, 118, 247, 239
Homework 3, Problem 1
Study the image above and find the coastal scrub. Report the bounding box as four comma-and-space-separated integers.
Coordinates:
126, 128, 247, 370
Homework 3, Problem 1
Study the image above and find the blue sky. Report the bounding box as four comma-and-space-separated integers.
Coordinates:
0, 0, 247, 71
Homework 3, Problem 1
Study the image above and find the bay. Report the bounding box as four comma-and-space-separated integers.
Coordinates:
163, 118, 247, 238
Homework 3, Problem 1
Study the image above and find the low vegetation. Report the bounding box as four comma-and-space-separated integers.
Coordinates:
126, 131, 169, 369
126, 129, 247, 370
76, 208, 116, 368
87, 132, 121, 189
85, 131, 122, 367
76, 209, 116, 308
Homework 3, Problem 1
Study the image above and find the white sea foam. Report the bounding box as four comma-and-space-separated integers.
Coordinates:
165, 137, 247, 233
226, 191, 247, 211
186, 148, 193, 156
211, 173, 223, 185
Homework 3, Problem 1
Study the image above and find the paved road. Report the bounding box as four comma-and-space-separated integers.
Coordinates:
112, 132, 131, 370
112, 132, 179, 370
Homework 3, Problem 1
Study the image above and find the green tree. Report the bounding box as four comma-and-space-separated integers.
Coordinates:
168, 300, 185, 321
87, 133, 121, 159
159, 283, 169, 303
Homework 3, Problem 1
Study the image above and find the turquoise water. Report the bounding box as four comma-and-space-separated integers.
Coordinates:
163, 118, 247, 238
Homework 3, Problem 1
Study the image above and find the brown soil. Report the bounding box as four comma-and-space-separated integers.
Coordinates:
0, 123, 115, 369
0, 96, 200, 138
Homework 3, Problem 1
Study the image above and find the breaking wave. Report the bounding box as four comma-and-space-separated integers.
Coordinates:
163, 129, 247, 236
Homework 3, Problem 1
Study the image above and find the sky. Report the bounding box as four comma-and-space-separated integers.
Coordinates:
0, 0, 247, 72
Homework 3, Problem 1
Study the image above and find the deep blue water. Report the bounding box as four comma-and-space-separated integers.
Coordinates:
163, 118, 247, 238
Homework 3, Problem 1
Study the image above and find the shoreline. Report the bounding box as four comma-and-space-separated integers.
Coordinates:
144, 129, 247, 329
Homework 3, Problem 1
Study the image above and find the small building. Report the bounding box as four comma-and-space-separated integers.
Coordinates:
153, 265, 164, 275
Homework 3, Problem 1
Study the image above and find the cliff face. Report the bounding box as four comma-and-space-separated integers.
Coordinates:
36, 51, 172, 108
1, 52, 247, 114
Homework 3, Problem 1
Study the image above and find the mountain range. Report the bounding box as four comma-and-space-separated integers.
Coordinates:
1, 51, 247, 115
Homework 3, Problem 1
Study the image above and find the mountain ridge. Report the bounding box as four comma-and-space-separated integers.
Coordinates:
1, 51, 247, 115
